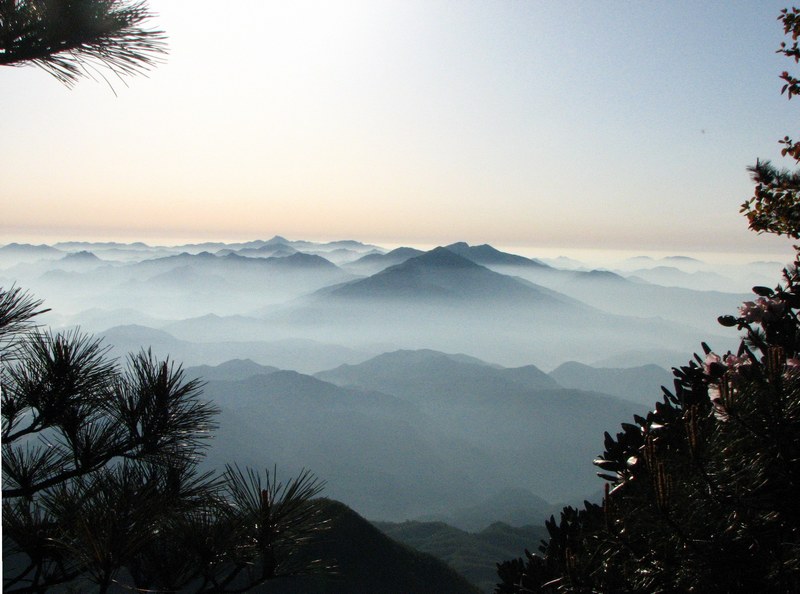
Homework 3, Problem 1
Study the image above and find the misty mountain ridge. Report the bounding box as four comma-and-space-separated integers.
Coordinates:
2, 236, 772, 557
2, 238, 742, 370
342, 241, 549, 276
262, 246, 729, 369
323, 247, 569, 305
444, 241, 550, 269
98, 324, 378, 373
374, 514, 549, 592
185, 359, 279, 381
344, 246, 426, 275
61, 250, 101, 262
550, 361, 674, 406
197, 350, 648, 518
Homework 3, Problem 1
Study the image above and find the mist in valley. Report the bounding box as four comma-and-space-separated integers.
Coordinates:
0, 237, 774, 528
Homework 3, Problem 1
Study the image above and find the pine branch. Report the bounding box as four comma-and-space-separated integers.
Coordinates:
0, 0, 167, 87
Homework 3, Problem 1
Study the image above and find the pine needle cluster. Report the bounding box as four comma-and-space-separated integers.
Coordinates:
1, 287, 333, 593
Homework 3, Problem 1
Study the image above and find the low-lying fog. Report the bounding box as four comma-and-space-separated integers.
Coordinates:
1, 237, 788, 525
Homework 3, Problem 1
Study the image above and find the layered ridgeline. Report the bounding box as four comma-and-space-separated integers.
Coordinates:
2, 238, 749, 370
1, 237, 777, 591
1, 239, 771, 512
374, 518, 549, 593
192, 351, 648, 523
266, 246, 732, 367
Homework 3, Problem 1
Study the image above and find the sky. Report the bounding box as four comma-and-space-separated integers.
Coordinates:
2, 1, 799, 260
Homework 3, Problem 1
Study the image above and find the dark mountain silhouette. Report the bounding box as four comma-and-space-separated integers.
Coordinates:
374, 516, 549, 593
101, 324, 180, 349
57, 244, 172, 261
416, 487, 554, 532
201, 235, 292, 252
52, 252, 109, 272
61, 250, 101, 262
176, 236, 382, 258
257, 499, 481, 594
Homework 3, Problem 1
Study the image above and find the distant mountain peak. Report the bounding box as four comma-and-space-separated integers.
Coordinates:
662, 255, 703, 263
443, 242, 550, 269
269, 252, 338, 268
62, 250, 100, 261
387, 247, 424, 256
404, 246, 480, 269
0, 242, 60, 252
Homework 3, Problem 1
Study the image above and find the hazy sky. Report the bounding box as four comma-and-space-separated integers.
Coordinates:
2, 1, 798, 258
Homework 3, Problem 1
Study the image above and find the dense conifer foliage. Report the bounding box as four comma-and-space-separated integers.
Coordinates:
496, 8, 800, 593
0, 0, 167, 86
1, 286, 331, 593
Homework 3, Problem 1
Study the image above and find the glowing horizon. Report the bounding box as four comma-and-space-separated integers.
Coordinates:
2, 1, 797, 259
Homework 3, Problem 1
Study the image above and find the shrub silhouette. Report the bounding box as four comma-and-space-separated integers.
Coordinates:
496, 8, 800, 593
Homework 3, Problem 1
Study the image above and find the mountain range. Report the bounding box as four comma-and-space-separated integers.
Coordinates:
1, 237, 764, 526
186, 349, 650, 522
2, 236, 772, 591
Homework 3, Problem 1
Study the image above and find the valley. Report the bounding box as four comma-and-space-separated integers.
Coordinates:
0, 236, 782, 591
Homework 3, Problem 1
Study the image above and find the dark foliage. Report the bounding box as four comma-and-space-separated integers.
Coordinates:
742, 9, 800, 239
496, 266, 800, 592
0, 0, 167, 87
257, 499, 482, 594
497, 8, 800, 592
1, 286, 331, 593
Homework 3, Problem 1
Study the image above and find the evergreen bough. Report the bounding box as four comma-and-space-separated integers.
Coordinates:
0, 0, 167, 87
1, 286, 332, 593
